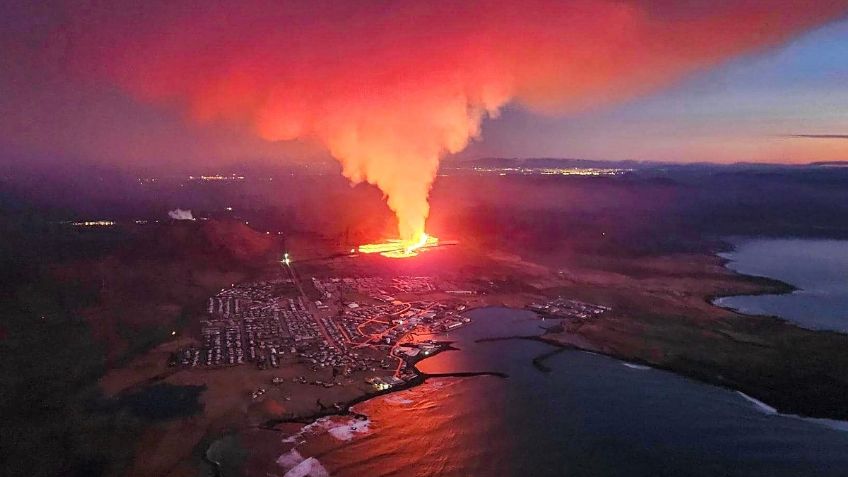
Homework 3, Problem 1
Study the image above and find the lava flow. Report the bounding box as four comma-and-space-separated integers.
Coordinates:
358, 234, 439, 259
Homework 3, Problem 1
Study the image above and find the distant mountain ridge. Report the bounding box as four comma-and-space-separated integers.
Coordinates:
129, 219, 279, 264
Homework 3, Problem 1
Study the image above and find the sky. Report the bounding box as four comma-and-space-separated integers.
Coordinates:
0, 0, 846, 174
462, 18, 848, 163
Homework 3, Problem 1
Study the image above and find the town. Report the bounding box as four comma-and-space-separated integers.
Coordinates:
169, 273, 473, 395
526, 297, 612, 320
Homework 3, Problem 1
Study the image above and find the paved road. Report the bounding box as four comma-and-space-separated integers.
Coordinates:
283, 261, 339, 350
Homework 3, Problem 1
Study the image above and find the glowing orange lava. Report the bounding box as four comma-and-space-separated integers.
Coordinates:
358, 234, 439, 258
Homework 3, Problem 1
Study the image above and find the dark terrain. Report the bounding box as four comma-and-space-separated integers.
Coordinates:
1, 159, 847, 476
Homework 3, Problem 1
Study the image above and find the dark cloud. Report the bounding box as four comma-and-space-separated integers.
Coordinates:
787, 134, 848, 140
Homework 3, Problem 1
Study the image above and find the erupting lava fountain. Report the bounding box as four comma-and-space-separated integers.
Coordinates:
357, 234, 440, 259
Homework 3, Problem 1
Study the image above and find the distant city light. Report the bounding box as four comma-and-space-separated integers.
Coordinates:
73, 220, 115, 227
469, 166, 630, 176
187, 174, 245, 181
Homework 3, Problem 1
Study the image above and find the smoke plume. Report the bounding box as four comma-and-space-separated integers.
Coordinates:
67, 0, 847, 242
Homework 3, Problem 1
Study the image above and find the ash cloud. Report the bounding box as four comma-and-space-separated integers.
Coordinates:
61, 0, 848, 241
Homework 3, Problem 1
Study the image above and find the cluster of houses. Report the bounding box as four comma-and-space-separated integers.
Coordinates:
176, 279, 323, 369
312, 276, 440, 302
172, 273, 471, 401
527, 297, 612, 320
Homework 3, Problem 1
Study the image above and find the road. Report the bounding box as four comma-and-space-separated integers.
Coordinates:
282, 260, 339, 350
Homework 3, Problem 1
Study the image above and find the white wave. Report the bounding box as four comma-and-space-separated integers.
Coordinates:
622, 362, 651, 371
326, 418, 371, 441
283, 416, 371, 444
737, 391, 848, 432
737, 392, 777, 414
283, 457, 330, 477
276, 449, 304, 469
282, 419, 325, 444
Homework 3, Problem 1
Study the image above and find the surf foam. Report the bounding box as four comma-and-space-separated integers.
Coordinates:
737, 391, 848, 432
276, 449, 305, 469
326, 418, 371, 441
282, 416, 372, 444
622, 362, 651, 371
283, 457, 330, 477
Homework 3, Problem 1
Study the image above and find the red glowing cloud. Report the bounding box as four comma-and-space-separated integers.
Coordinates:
66, 0, 847, 241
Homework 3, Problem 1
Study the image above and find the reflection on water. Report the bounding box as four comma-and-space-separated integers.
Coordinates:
282, 308, 848, 477
715, 238, 848, 332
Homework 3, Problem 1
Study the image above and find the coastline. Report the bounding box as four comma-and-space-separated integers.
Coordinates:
213, 294, 848, 476
536, 244, 848, 421
200, 339, 508, 476
472, 319, 848, 433
536, 321, 848, 422
706, 240, 798, 305
115, 244, 848, 476
265, 277, 848, 436
709, 238, 848, 335
257, 340, 508, 430
706, 241, 798, 318
736, 391, 848, 433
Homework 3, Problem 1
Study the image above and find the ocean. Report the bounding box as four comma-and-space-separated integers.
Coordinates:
714, 238, 848, 332
275, 307, 848, 477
